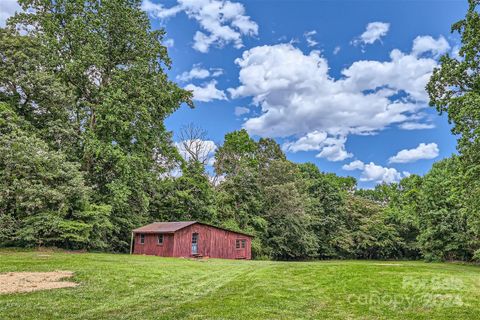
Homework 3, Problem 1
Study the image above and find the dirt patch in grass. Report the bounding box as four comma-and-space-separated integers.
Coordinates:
0, 271, 78, 294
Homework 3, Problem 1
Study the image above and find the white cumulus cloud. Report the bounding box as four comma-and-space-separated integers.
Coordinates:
185, 80, 227, 102
342, 160, 365, 171
142, 0, 258, 53
283, 132, 352, 161
412, 35, 450, 57
234, 106, 250, 116
317, 145, 352, 161
398, 122, 435, 130
141, 0, 183, 18
283, 131, 327, 153
177, 64, 223, 83
361, 162, 402, 184
229, 36, 447, 161
353, 22, 390, 46
177, 66, 211, 82
389, 143, 439, 164
343, 160, 404, 184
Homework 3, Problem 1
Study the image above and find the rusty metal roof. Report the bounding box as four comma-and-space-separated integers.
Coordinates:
132, 221, 254, 237
132, 221, 197, 233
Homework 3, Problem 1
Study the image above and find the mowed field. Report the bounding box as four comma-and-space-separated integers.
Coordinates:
1, 250, 480, 319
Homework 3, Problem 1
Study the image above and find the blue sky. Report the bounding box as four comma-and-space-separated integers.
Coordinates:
152, 0, 466, 188
0, 0, 468, 188
144, 0, 468, 188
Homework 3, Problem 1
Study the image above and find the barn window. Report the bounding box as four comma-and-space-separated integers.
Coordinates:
157, 234, 163, 245
236, 239, 246, 249
140, 234, 145, 244
192, 233, 198, 244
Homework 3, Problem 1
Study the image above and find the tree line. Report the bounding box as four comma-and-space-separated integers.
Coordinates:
1, 0, 479, 261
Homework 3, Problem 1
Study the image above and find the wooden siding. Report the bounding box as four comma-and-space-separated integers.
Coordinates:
133, 233, 174, 256
132, 222, 252, 260
173, 224, 252, 260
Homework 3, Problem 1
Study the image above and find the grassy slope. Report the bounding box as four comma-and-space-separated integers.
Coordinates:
0, 250, 479, 319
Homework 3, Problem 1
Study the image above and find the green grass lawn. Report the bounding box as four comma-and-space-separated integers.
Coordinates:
1, 250, 480, 319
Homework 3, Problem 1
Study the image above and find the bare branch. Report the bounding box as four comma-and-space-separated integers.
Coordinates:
177, 123, 216, 164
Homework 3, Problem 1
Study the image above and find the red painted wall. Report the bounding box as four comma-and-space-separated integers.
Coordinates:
133, 233, 174, 256
133, 223, 252, 260
173, 224, 252, 260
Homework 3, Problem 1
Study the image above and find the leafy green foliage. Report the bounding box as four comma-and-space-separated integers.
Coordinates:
417, 158, 474, 261
0, 0, 190, 251
211, 130, 415, 260
214, 129, 259, 176
426, 0, 480, 261
345, 195, 402, 259
0, 104, 112, 249
2, 0, 480, 263
150, 161, 216, 223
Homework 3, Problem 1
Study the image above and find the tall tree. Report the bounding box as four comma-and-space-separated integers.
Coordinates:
214, 129, 258, 176
150, 161, 216, 223
298, 163, 351, 258
0, 103, 112, 249
417, 157, 473, 261
427, 0, 480, 259
1, 0, 192, 250
263, 182, 318, 260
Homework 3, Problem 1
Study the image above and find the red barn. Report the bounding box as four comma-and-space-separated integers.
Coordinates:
131, 221, 253, 260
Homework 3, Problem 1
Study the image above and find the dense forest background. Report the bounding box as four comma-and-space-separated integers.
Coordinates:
1, 0, 480, 262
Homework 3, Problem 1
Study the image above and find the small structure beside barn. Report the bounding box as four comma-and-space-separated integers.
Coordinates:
131, 221, 252, 260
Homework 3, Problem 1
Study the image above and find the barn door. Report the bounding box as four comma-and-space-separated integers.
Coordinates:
191, 233, 198, 255
235, 239, 246, 259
